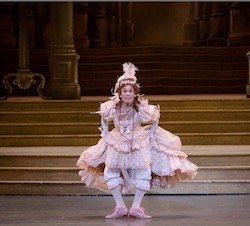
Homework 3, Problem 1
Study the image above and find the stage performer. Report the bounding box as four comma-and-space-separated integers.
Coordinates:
76, 62, 198, 219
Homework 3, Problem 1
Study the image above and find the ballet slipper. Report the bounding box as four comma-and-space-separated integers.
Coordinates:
129, 207, 152, 219
105, 207, 128, 219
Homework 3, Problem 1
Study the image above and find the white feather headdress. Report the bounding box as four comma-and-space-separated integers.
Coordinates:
113, 62, 140, 94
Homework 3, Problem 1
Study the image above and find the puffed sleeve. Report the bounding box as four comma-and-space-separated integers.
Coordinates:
98, 100, 116, 122
138, 98, 160, 124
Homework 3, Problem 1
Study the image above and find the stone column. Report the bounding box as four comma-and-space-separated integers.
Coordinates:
73, 3, 89, 50
45, 2, 81, 100
90, 3, 108, 48
26, 3, 36, 48
0, 3, 16, 48
247, 51, 250, 98
107, 2, 117, 47
207, 2, 227, 46
33, 3, 50, 48
228, 2, 250, 46
198, 2, 212, 46
122, 2, 134, 46
116, 2, 122, 47
182, 2, 198, 46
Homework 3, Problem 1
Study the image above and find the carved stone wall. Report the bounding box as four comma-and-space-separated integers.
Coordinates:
183, 2, 250, 47
0, 2, 249, 49
133, 2, 189, 46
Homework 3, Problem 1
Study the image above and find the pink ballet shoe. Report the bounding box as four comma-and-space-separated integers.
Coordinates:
129, 207, 152, 219
105, 207, 128, 219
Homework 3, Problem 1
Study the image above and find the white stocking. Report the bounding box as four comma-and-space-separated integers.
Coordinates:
131, 188, 146, 209
111, 185, 127, 209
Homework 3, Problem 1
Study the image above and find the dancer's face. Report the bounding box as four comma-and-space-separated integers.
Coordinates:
120, 85, 135, 105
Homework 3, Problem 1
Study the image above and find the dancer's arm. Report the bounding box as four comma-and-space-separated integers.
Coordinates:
149, 120, 159, 149
100, 117, 109, 142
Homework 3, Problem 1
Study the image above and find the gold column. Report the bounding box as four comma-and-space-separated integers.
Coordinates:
45, 2, 81, 100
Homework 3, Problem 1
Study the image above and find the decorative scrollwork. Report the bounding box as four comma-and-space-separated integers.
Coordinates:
13, 72, 36, 90
0, 70, 46, 100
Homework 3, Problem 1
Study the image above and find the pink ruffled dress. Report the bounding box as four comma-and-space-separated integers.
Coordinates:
76, 98, 198, 193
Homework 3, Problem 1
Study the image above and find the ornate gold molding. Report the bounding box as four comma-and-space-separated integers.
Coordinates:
1, 69, 46, 100
0, 3, 46, 100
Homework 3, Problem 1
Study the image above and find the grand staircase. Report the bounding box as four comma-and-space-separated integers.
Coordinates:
78, 46, 249, 95
0, 46, 249, 97
0, 95, 250, 195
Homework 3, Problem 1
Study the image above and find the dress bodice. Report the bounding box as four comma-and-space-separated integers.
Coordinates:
98, 98, 160, 136
114, 107, 139, 134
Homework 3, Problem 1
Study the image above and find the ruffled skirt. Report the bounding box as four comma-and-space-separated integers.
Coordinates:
76, 126, 198, 193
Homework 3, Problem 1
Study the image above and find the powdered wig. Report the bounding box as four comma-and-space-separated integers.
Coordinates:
112, 63, 142, 111
112, 62, 140, 95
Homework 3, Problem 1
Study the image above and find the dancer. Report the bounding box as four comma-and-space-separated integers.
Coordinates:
76, 62, 198, 219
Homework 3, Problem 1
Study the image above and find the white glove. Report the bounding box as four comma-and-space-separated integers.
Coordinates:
99, 118, 109, 142
149, 121, 159, 149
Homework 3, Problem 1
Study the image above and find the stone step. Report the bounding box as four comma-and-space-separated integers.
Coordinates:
0, 101, 99, 112
161, 121, 250, 133
1, 133, 250, 146
0, 146, 83, 167
1, 121, 249, 135
78, 60, 247, 71
1, 95, 249, 111
78, 69, 247, 81
84, 65, 248, 81
1, 51, 245, 65
0, 145, 249, 195
82, 85, 247, 96
0, 111, 99, 123
77, 50, 247, 63
1, 96, 249, 145
154, 98, 249, 110
0, 146, 248, 167
186, 145, 250, 166
194, 166, 250, 180
0, 146, 249, 167
1, 109, 250, 123
160, 109, 250, 121
79, 75, 247, 93
1, 46, 248, 96
76, 47, 249, 96
0, 102, 99, 112
0, 167, 79, 181
0, 166, 249, 181
0, 180, 249, 195
2, 46, 247, 62
78, 46, 250, 56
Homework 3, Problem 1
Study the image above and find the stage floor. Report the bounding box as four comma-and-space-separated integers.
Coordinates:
0, 194, 249, 226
